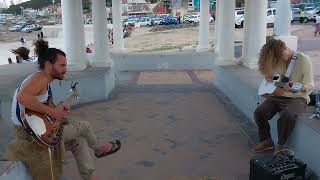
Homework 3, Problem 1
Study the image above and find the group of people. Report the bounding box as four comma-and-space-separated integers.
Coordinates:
4, 34, 315, 179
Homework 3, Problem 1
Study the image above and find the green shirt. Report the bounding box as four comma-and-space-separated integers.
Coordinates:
275, 52, 314, 104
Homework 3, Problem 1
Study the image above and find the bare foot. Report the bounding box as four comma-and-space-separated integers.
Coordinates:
94, 143, 113, 155
94, 140, 121, 158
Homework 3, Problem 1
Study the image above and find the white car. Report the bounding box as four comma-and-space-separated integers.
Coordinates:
139, 17, 151, 26
185, 14, 213, 23
10, 25, 20, 32
124, 18, 138, 26
235, 9, 245, 28
235, 8, 276, 28
21, 24, 35, 33
152, 17, 163, 25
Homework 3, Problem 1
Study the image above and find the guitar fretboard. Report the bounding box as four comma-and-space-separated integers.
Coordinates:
60, 91, 78, 107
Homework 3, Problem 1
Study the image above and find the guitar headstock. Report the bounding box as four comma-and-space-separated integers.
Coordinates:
70, 81, 79, 99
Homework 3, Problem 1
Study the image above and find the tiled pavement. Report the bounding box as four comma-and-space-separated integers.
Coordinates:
63, 70, 260, 180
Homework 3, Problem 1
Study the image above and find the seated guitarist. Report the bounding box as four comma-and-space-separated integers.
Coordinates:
5, 39, 120, 180
254, 39, 314, 154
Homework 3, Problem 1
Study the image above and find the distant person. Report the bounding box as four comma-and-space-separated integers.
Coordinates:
314, 12, 320, 36
177, 16, 181, 24
299, 9, 305, 23
20, 37, 26, 46
11, 47, 35, 63
37, 33, 40, 39
40, 31, 44, 38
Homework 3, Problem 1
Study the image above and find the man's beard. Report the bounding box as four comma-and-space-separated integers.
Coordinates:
52, 67, 65, 80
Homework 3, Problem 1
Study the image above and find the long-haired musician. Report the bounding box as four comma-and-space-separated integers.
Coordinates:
5, 39, 120, 180
254, 39, 314, 154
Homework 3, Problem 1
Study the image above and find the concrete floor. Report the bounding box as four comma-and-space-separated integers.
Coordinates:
63, 70, 258, 180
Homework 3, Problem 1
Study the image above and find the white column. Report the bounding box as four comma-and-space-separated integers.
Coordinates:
112, 0, 125, 52
197, 0, 210, 52
242, 0, 267, 69
91, 0, 112, 67
241, 0, 253, 63
215, 0, 236, 66
274, 0, 297, 51
61, 0, 87, 71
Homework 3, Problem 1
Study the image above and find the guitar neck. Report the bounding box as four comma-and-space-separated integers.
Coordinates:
60, 92, 78, 107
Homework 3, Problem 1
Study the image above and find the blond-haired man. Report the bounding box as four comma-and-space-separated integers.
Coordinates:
254, 39, 314, 154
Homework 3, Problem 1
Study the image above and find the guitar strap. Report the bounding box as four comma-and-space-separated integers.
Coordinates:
283, 51, 298, 82
15, 86, 24, 127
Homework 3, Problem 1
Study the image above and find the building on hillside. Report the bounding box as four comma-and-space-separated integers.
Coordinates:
149, 2, 167, 14
22, 8, 38, 18
123, 0, 150, 16
171, 0, 188, 16
163, 0, 172, 13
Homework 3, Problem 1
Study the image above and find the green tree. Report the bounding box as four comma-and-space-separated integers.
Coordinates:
83, 0, 91, 12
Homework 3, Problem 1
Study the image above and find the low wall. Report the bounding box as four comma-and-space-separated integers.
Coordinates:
112, 51, 215, 72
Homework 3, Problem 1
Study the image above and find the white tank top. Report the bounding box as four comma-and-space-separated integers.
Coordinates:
11, 73, 52, 126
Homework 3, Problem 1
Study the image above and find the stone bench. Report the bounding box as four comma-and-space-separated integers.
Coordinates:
0, 161, 31, 180
213, 64, 320, 178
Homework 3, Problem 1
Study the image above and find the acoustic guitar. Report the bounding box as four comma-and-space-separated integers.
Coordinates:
22, 82, 79, 148
258, 74, 303, 96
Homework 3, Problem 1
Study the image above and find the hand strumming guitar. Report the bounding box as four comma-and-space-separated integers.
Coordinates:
48, 105, 69, 122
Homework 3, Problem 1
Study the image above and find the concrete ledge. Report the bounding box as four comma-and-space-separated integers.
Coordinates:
0, 161, 31, 180
112, 51, 215, 72
213, 64, 320, 178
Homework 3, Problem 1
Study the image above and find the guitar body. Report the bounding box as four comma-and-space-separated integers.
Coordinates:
21, 82, 79, 149
258, 79, 277, 96
258, 75, 303, 96
23, 108, 63, 148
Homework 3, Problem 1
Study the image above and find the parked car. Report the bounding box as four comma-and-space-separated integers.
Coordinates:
21, 24, 35, 33
160, 17, 178, 25
235, 9, 245, 28
291, 8, 301, 22
266, 8, 276, 27
152, 17, 164, 25
124, 18, 138, 26
304, 7, 316, 22
140, 17, 151, 26
9, 23, 30, 32
291, 7, 316, 23
235, 8, 276, 28
183, 14, 193, 23
33, 24, 43, 31
186, 14, 200, 23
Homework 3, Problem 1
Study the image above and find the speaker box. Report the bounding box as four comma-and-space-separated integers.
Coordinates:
250, 155, 306, 180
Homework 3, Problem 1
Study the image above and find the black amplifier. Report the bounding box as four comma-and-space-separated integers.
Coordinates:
250, 155, 307, 180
